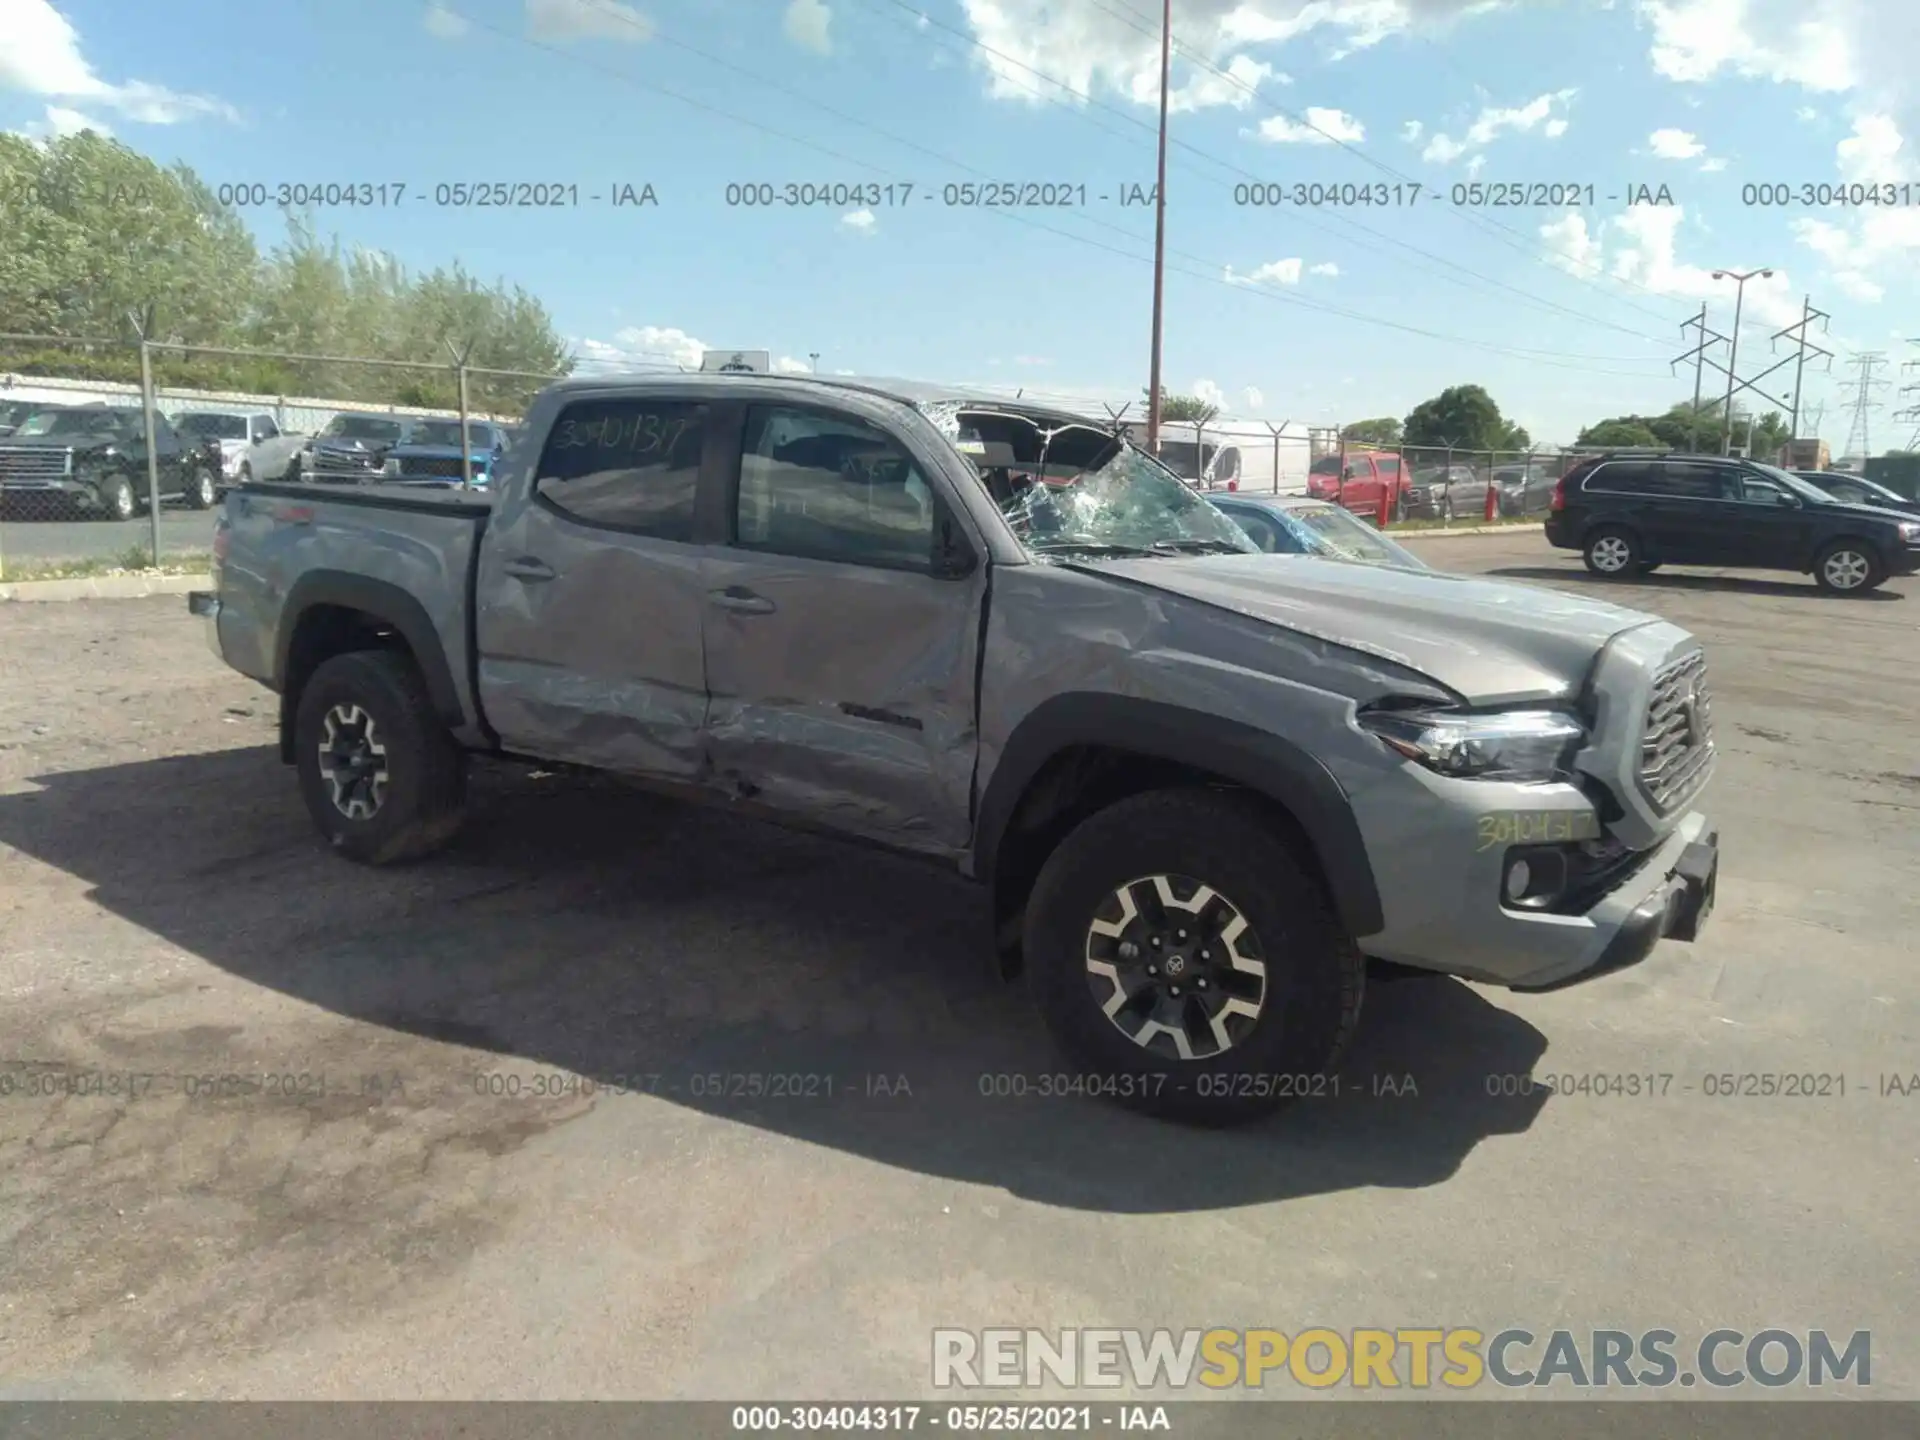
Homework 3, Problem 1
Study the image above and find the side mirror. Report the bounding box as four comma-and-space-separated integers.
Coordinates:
1776, 491, 1799, 507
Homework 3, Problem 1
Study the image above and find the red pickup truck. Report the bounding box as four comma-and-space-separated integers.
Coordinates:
1305, 451, 1413, 518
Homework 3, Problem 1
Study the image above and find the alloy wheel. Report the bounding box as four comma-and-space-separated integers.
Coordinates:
1821, 549, 1871, 590
1589, 535, 1632, 572
1083, 873, 1269, 1061
317, 703, 390, 820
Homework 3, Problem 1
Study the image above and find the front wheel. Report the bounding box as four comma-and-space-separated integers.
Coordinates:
94, 474, 137, 522
1813, 539, 1885, 594
294, 650, 468, 865
1582, 526, 1641, 577
183, 465, 217, 510
1023, 789, 1365, 1125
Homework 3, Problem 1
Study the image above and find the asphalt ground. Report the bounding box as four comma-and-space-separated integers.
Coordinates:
0, 531, 1913, 1403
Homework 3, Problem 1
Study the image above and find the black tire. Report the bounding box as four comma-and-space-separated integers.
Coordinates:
183, 464, 217, 510
1023, 788, 1365, 1126
1812, 538, 1885, 594
1581, 525, 1641, 577
294, 649, 467, 865
94, 473, 137, 523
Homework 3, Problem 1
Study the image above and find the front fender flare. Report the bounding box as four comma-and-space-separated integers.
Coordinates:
974, 693, 1385, 939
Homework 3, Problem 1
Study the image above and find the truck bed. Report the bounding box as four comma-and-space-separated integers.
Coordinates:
212, 481, 495, 738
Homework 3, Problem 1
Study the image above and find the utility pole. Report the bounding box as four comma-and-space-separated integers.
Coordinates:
1673, 305, 1729, 453
1770, 295, 1833, 440
1840, 353, 1890, 460
1895, 338, 1920, 450
1711, 268, 1773, 455
1143, 0, 1173, 457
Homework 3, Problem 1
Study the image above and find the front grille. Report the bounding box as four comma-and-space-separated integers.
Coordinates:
400, 457, 470, 480
1640, 650, 1715, 812
0, 447, 72, 486
313, 447, 378, 472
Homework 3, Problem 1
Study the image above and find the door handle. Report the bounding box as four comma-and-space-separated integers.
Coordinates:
709, 586, 776, 615
503, 557, 556, 582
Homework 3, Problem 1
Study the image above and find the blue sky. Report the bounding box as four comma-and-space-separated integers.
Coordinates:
6, 0, 1920, 448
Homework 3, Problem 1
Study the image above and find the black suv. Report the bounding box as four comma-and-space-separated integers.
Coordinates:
1545, 451, 1920, 594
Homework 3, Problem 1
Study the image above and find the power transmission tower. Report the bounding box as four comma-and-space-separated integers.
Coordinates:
1802, 399, 1827, 438
1895, 338, 1920, 450
1672, 305, 1730, 452
1839, 353, 1890, 459
1769, 296, 1833, 439
1683, 303, 1800, 456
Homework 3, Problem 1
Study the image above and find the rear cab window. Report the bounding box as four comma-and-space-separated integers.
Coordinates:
532, 396, 709, 541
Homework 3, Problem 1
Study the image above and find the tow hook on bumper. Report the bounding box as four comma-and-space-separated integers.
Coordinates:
1512, 831, 1719, 993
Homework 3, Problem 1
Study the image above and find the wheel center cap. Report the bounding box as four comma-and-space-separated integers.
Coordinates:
1164, 953, 1186, 977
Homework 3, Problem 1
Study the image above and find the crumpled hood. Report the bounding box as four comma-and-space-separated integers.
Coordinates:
1077, 552, 1665, 705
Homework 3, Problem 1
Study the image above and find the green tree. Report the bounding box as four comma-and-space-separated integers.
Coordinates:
1341, 417, 1402, 447
1576, 417, 1663, 448
1143, 387, 1220, 425
1402, 384, 1512, 451
1, 132, 572, 413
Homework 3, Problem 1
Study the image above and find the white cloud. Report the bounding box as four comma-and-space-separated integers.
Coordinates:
841, 208, 877, 232
1637, 0, 1861, 94
774, 355, 815, 374
1014, 355, 1053, 365
1147, 55, 1283, 114
525, 0, 653, 42
1401, 120, 1423, 141
577, 325, 707, 369
954, 0, 1503, 110
1193, 379, 1228, 411
1699, 155, 1728, 171
1420, 88, 1578, 165
1544, 204, 1806, 326
0, 0, 239, 124
784, 0, 832, 53
1649, 127, 1706, 158
424, 2, 469, 38
1225, 257, 1303, 285
1465, 152, 1487, 176
1253, 106, 1365, 144
1797, 106, 1821, 122
1243, 386, 1266, 409
1786, 113, 1920, 302
1308, 261, 1341, 276
15, 103, 109, 139
1540, 213, 1604, 277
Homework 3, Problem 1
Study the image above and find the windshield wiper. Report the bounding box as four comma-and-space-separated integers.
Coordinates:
1029, 538, 1159, 557
1148, 538, 1248, 555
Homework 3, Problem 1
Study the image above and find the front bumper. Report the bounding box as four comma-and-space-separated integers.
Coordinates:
1361, 804, 1717, 990
1888, 545, 1920, 578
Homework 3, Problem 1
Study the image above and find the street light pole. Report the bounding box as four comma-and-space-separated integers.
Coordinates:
809, 352, 820, 373
1144, 0, 1173, 457
1712, 267, 1772, 456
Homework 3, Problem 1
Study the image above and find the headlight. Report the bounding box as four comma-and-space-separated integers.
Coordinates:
1357, 705, 1587, 782
1899, 521, 1920, 542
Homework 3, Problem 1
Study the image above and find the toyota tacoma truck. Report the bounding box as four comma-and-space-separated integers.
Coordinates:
189, 373, 1719, 1123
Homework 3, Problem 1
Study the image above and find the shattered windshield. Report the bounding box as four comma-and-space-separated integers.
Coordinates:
927, 403, 1256, 559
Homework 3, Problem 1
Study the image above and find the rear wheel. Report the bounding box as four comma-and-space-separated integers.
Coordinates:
294, 650, 468, 865
1024, 789, 1365, 1125
1582, 526, 1640, 577
1813, 539, 1885, 594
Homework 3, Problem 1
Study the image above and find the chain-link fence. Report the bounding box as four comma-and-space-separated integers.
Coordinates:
1296, 438, 1595, 529
0, 333, 576, 579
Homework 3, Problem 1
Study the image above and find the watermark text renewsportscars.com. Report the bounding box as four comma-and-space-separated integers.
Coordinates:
932, 1328, 1872, 1391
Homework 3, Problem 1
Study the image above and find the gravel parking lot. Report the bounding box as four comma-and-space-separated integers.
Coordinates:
0, 532, 1915, 1402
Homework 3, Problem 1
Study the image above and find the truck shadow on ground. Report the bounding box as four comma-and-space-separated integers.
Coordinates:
0, 746, 1553, 1214
1483, 563, 1907, 601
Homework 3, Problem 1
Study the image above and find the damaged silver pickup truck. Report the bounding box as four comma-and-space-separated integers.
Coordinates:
190, 373, 1718, 1123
